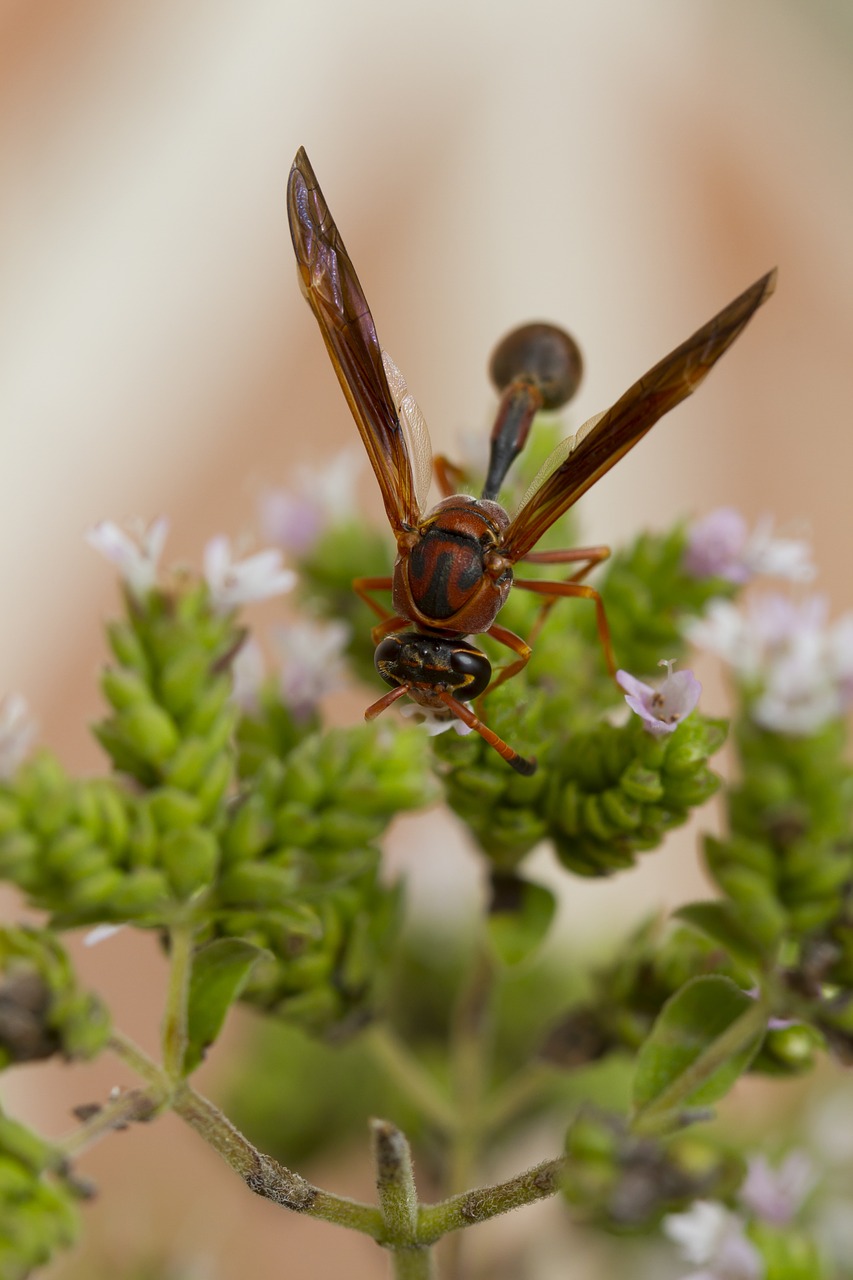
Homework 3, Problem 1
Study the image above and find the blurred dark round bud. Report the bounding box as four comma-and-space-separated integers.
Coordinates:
489, 323, 583, 409
0, 972, 60, 1063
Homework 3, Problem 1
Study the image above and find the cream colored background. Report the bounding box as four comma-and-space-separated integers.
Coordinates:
1, 1, 852, 1276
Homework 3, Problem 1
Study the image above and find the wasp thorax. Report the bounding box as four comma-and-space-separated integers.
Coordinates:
394, 496, 512, 628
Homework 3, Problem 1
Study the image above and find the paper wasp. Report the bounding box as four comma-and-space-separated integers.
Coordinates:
287, 146, 775, 775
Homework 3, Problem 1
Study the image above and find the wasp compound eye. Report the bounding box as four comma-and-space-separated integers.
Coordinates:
449, 644, 491, 699
489, 323, 583, 411
375, 634, 406, 687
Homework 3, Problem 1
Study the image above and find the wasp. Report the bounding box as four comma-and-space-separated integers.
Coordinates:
287, 147, 775, 774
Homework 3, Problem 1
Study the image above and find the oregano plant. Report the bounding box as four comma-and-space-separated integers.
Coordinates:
0, 403, 851, 1278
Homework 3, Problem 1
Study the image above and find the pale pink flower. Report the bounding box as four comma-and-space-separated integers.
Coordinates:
739, 1152, 814, 1226
86, 516, 169, 599
685, 508, 814, 584
273, 619, 351, 721
616, 661, 701, 736
260, 449, 363, 556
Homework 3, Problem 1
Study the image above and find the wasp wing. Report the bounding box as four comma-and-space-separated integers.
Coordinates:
287, 148, 423, 530
502, 269, 777, 561
381, 350, 433, 515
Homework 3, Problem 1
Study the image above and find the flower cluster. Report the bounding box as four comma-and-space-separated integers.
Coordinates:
664, 1152, 818, 1280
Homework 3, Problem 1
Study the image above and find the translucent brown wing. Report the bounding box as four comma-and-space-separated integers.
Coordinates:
502, 269, 777, 562
287, 148, 422, 530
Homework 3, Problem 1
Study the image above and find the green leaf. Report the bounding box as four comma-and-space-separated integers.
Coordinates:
632, 975, 765, 1131
185, 939, 266, 1074
487, 877, 556, 966
674, 899, 784, 972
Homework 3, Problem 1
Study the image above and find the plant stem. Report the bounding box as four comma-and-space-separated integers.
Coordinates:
418, 1156, 564, 1240
444, 941, 497, 1279
391, 1247, 434, 1279
483, 1061, 551, 1132
368, 1024, 458, 1136
109, 1027, 168, 1087
162, 920, 194, 1079
173, 1084, 386, 1239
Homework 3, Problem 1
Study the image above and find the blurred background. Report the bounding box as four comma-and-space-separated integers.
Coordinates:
2, 0, 853, 1276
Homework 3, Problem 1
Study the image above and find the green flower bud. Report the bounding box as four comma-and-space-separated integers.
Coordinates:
114, 703, 180, 766
160, 827, 220, 899
221, 797, 274, 865
217, 863, 301, 908
146, 788, 202, 831
100, 667, 151, 712
108, 868, 172, 917
106, 619, 151, 676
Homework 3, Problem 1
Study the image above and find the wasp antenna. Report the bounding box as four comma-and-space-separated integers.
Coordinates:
364, 685, 409, 721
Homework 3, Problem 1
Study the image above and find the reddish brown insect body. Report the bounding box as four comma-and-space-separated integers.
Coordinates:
286, 146, 777, 775
393, 497, 512, 633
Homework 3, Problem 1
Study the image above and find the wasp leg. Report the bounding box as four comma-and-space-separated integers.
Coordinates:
433, 454, 470, 498
353, 576, 395, 621
515, 545, 611, 649
513, 576, 617, 679
480, 623, 533, 695
364, 684, 410, 720
438, 691, 536, 776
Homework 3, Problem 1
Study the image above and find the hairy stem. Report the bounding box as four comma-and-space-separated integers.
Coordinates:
162, 921, 195, 1079
173, 1084, 386, 1238
418, 1157, 564, 1240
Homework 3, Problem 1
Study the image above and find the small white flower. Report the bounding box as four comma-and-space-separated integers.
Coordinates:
616, 660, 701, 736
742, 516, 815, 584
663, 1200, 763, 1279
203, 536, 296, 613
85, 516, 169, 599
689, 590, 853, 735
399, 703, 474, 737
273, 619, 351, 720
230, 638, 267, 712
684, 508, 814, 585
260, 449, 363, 556
0, 694, 38, 778
739, 1152, 814, 1226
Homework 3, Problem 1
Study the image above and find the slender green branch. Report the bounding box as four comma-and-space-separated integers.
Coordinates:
162, 921, 195, 1079
173, 1084, 386, 1239
483, 1061, 552, 1132
631, 993, 771, 1135
368, 1025, 458, 1136
444, 941, 498, 1280
418, 1156, 565, 1241
108, 1028, 168, 1087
